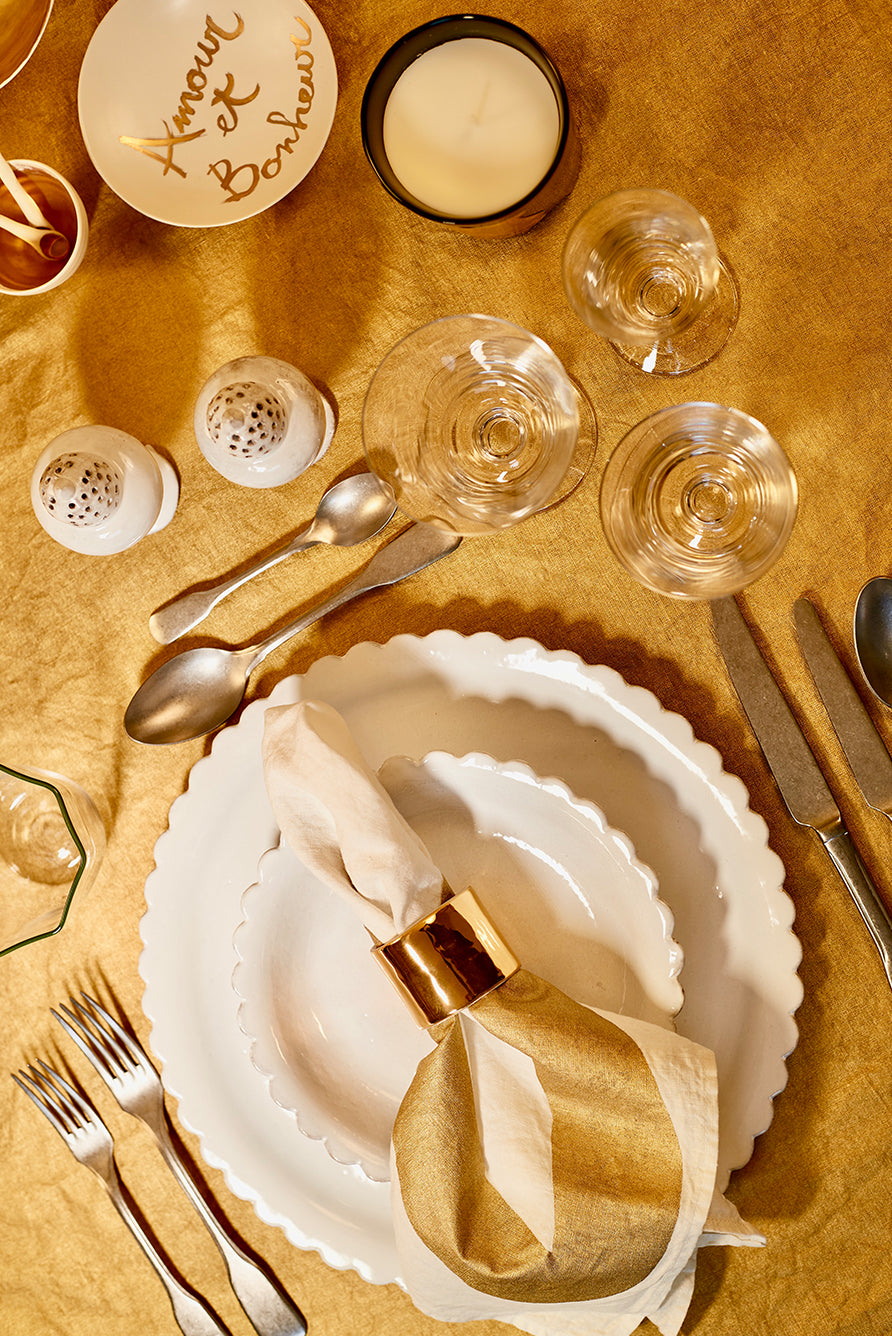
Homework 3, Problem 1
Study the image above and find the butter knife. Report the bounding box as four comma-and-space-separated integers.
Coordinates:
793, 596, 892, 815
711, 596, 892, 989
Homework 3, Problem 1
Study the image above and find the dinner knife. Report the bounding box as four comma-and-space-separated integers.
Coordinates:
793, 596, 892, 815
711, 596, 892, 989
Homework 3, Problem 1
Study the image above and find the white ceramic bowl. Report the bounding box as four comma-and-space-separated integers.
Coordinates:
233, 751, 683, 1181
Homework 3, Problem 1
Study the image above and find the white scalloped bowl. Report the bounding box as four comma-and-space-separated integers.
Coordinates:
233, 750, 684, 1182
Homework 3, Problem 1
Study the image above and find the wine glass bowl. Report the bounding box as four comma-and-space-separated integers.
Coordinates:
561, 189, 739, 375
362, 314, 592, 535
599, 402, 797, 599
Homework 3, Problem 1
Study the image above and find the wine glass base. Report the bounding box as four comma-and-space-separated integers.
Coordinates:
599, 401, 797, 599
535, 380, 597, 515
610, 257, 739, 376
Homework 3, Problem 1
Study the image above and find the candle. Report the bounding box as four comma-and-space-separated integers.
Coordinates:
382, 37, 561, 219
362, 17, 579, 236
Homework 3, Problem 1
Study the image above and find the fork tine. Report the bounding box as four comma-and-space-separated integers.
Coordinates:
36, 1059, 96, 1128
13, 1060, 93, 1136
12, 1067, 71, 1138
52, 1002, 119, 1080
80, 992, 146, 1067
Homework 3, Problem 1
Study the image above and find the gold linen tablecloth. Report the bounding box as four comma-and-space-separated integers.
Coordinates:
1, 0, 891, 1333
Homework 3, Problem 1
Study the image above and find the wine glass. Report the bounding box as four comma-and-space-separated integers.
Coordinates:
599, 402, 797, 598
362, 314, 595, 535
561, 188, 739, 376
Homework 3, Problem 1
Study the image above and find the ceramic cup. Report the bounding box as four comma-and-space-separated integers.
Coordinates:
0, 159, 88, 295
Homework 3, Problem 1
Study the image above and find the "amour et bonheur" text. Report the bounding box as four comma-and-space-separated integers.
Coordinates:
119, 12, 317, 204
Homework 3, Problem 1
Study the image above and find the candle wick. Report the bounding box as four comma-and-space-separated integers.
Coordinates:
471, 80, 492, 125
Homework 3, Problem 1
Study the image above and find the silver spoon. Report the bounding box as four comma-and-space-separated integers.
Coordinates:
0, 212, 71, 259
126, 523, 462, 745
854, 576, 892, 705
149, 472, 397, 644
0, 151, 55, 229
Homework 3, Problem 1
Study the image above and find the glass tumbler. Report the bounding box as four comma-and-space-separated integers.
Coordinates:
362, 313, 595, 535
599, 402, 797, 598
1, 763, 105, 956
561, 188, 739, 375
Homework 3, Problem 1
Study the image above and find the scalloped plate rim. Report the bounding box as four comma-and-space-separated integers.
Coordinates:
139, 629, 802, 1284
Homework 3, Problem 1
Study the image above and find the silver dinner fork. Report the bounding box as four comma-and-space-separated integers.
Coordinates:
53, 993, 307, 1336
13, 1061, 231, 1336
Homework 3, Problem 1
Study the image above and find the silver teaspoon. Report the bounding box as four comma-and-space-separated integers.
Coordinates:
126, 523, 462, 745
0, 212, 71, 259
149, 472, 397, 644
854, 576, 892, 706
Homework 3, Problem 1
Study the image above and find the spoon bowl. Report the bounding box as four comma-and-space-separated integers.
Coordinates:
854, 577, 892, 706
301, 472, 396, 546
124, 647, 253, 745
0, 212, 71, 259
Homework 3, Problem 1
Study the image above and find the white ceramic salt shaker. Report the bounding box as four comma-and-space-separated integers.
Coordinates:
193, 355, 335, 488
30, 425, 179, 555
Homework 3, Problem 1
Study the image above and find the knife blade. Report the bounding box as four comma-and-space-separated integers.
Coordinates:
711, 595, 892, 988
793, 596, 892, 816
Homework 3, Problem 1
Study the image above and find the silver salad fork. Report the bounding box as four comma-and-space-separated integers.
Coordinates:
13, 1060, 231, 1336
53, 993, 308, 1336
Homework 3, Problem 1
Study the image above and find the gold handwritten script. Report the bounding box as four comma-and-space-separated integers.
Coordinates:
206, 17, 317, 205
212, 71, 260, 135
119, 123, 206, 179
119, 13, 245, 177
119, 12, 320, 205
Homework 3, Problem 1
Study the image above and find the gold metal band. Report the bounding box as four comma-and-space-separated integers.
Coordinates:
371, 887, 521, 1026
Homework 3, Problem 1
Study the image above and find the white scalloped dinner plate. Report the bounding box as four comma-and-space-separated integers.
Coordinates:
78, 0, 337, 226
233, 751, 684, 1183
139, 632, 802, 1284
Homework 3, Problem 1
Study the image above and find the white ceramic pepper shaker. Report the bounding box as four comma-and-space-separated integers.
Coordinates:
30, 425, 179, 555
193, 355, 335, 488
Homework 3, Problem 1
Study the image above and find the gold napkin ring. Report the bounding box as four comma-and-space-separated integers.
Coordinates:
372, 887, 520, 1026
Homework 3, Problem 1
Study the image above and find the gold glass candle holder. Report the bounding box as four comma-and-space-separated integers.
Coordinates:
0, 0, 54, 90
361, 15, 579, 238
372, 887, 520, 1026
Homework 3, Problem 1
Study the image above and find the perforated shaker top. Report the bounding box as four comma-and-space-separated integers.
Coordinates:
205, 383, 288, 458
37, 454, 123, 527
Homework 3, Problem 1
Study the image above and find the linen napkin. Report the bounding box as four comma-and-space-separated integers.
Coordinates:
262, 700, 764, 1336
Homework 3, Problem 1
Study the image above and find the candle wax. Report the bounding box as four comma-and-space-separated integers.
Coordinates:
382, 38, 561, 219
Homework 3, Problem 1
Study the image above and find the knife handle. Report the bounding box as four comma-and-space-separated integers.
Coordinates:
822, 829, 892, 989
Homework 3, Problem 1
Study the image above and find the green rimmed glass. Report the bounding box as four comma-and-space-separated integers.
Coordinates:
0, 763, 105, 956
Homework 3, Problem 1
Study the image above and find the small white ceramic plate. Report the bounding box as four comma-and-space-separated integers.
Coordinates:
77, 0, 337, 226
233, 752, 683, 1182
